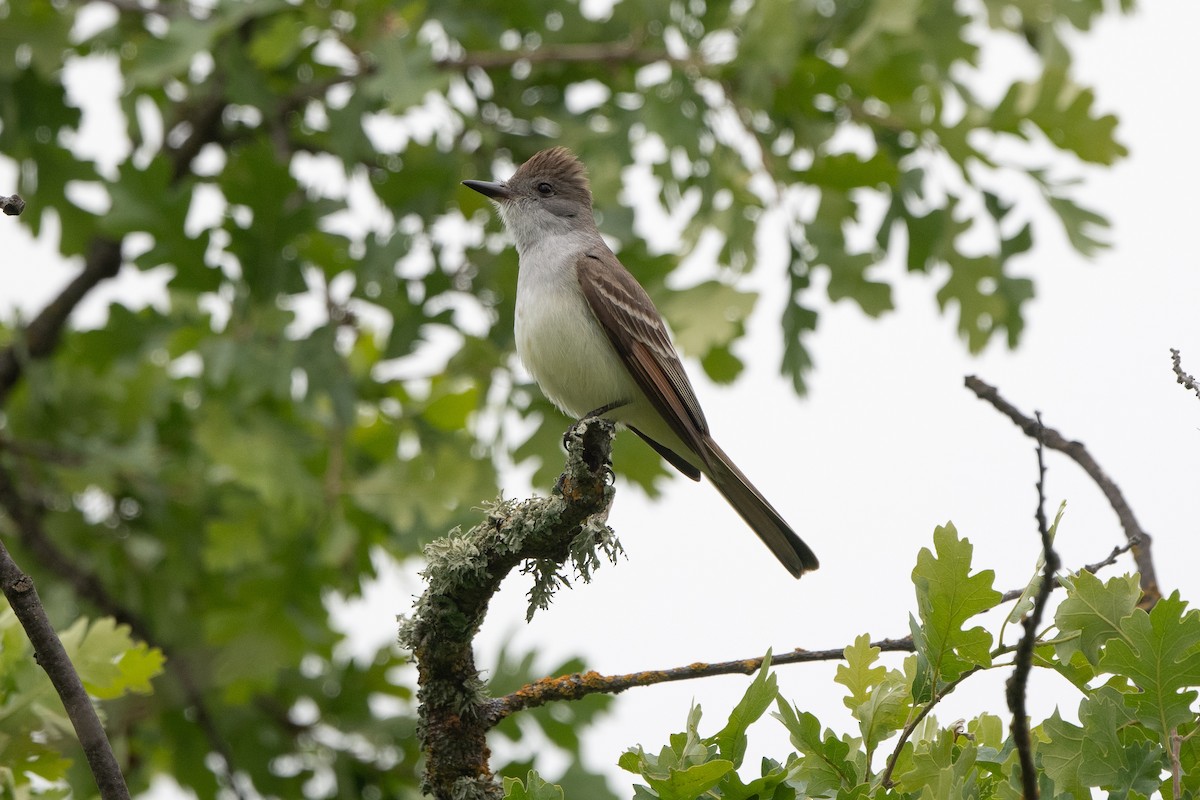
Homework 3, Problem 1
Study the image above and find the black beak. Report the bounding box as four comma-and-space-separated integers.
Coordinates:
462, 179, 513, 201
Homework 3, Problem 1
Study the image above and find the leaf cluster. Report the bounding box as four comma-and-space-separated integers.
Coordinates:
511, 522, 1200, 799
0, 612, 162, 797
0, 0, 1132, 795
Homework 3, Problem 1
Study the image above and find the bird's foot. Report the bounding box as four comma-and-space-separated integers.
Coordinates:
562, 400, 629, 449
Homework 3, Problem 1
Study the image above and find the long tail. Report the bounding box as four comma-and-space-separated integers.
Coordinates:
701, 435, 819, 578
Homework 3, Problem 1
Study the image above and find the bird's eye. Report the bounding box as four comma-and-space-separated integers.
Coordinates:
536, 182, 554, 196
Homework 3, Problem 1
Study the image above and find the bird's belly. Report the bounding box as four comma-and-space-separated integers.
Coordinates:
515, 287, 636, 420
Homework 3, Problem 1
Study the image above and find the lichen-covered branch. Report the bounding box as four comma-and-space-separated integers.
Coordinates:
487, 637, 916, 724
1170, 348, 1200, 401
400, 419, 619, 800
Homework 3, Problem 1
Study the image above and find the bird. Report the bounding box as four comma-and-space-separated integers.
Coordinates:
463, 147, 818, 578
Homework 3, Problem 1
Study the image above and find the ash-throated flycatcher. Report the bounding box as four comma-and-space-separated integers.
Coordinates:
464, 147, 819, 578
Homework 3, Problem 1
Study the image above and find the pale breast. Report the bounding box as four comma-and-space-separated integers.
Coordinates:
514, 246, 638, 419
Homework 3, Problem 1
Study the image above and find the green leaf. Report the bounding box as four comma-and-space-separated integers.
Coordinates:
902, 205, 959, 273
645, 760, 736, 800
1046, 194, 1112, 257
991, 65, 1127, 165
1054, 570, 1142, 665
248, 13, 307, 69
910, 523, 1001, 691
700, 343, 745, 385
624, 704, 738, 799
360, 33, 449, 111
1041, 687, 1168, 799
825, 251, 894, 317
852, 674, 911, 757
780, 258, 819, 394
555, 761, 621, 800
936, 251, 1028, 353
892, 726, 956, 793
1078, 687, 1164, 794
801, 151, 900, 190
836, 634, 888, 710
503, 770, 566, 800
1007, 501, 1066, 625
808, 191, 894, 317
845, 0, 922, 54
773, 700, 857, 793
352, 440, 498, 535
195, 408, 318, 506
835, 642, 914, 758
100, 158, 193, 241
734, 0, 807, 99
1099, 591, 1200, 737
124, 17, 222, 87
58, 617, 165, 700
422, 378, 480, 432
660, 281, 757, 360
710, 653, 777, 766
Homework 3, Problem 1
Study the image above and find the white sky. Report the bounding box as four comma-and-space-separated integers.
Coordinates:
2, 2, 1199, 795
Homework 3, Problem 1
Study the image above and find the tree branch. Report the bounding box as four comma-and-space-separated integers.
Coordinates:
436, 40, 672, 72
400, 418, 620, 800
1170, 348, 1200, 401
1, 194, 25, 216
0, 537, 130, 800
964, 375, 1160, 604
486, 637, 915, 724
0, 237, 123, 407
878, 653, 1012, 787
998, 538, 1138, 603
1006, 413, 1060, 800
0, 461, 248, 800
0, 464, 153, 635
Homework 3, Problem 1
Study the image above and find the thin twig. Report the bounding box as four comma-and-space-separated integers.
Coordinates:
92, 0, 166, 15
1, 194, 25, 216
964, 375, 1160, 604
998, 538, 1137, 603
0, 465, 156, 638
1170, 348, 1200, 401
0, 537, 131, 800
1006, 413, 1060, 800
1170, 729, 1184, 798
878, 653, 1013, 787
486, 637, 916, 724
0, 463, 247, 799
436, 40, 673, 72
0, 238, 123, 406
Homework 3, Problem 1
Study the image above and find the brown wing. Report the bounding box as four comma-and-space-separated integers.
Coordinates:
575, 250, 714, 473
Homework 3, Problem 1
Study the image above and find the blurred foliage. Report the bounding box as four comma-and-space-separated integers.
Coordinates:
0, 0, 1127, 795
0, 611, 163, 798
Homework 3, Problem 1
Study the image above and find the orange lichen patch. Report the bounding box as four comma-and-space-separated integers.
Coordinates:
558, 476, 582, 501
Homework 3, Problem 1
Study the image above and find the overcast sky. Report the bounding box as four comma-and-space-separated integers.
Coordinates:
3, 2, 1199, 795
